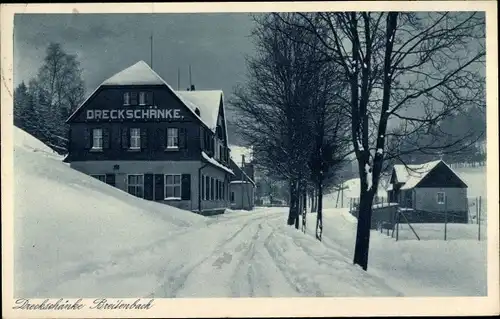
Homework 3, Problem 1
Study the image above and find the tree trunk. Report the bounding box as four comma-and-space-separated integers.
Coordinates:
294, 180, 301, 229
302, 187, 307, 233
312, 189, 318, 212
316, 180, 323, 241
287, 179, 295, 225
288, 179, 300, 226
353, 190, 375, 270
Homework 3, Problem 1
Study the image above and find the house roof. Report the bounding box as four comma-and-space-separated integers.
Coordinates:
229, 159, 256, 187
176, 90, 223, 132
392, 159, 467, 190
66, 61, 223, 133
102, 60, 166, 86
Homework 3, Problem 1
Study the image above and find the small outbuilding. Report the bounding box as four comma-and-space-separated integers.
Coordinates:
229, 157, 255, 210
387, 159, 468, 223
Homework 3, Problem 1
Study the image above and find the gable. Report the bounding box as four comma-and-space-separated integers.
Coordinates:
66, 85, 198, 124
415, 161, 468, 188
66, 60, 215, 131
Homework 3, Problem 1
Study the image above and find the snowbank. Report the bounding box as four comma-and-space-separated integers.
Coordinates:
312, 208, 487, 296
13, 127, 205, 297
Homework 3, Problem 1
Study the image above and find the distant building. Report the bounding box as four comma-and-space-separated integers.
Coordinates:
64, 60, 234, 215
387, 159, 468, 223
228, 155, 255, 210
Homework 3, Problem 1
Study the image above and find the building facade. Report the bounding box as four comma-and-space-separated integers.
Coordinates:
387, 160, 468, 223
64, 60, 234, 215
228, 156, 255, 210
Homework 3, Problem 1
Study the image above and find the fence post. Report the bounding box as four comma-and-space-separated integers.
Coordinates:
444, 195, 448, 241
396, 211, 400, 241
478, 196, 482, 241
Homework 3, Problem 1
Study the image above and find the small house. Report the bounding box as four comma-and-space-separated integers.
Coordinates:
387, 159, 468, 223
229, 156, 255, 210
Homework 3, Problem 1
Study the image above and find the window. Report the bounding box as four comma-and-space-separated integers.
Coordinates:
128, 174, 144, 198
231, 192, 235, 203
437, 192, 446, 205
92, 128, 103, 150
91, 174, 106, 182
139, 92, 146, 105
131, 92, 138, 105
123, 92, 130, 106
167, 128, 179, 148
165, 174, 181, 199
130, 128, 141, 149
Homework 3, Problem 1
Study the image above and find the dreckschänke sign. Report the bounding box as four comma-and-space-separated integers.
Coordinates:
83, 106, 186, 122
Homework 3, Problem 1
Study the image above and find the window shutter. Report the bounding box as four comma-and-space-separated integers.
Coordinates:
146, 92, 153, 105
103, 128, 110, 149
181, 174, 191, 200
155, 127, 165, 150
179, 128, 187, 149
144, 173, 154, 200
84, 128, 92, 149
201, 175, 205, 201
211, 178, 215, 200
141, 128, 148, 149
121, 128, 129, 149
154, 174, 164, 200
105, 174, 116, 186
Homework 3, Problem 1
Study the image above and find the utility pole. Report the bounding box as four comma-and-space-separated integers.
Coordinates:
150, 33, 153, 69
189, 64, 193, 87
177, 68, 180, 90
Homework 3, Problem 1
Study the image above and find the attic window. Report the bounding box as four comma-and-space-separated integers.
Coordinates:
123, 93, 130, 106
139, 92, 146, 105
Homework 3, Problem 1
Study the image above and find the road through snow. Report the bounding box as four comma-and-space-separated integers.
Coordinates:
38, 208, 399, 298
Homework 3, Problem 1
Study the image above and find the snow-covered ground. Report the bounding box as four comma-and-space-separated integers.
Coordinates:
14, 127, 399, 298
307, 208, 487, 296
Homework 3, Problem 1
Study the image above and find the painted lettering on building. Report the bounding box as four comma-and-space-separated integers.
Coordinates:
86, 108, 183, 121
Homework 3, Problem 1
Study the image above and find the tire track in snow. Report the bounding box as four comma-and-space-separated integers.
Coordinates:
262, 229, 325, 297
152, 212, 282, 297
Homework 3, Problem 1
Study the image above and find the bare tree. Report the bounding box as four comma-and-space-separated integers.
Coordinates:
31, 42, 86, 153
277, 12, 485, 270
231, 13, 329, 228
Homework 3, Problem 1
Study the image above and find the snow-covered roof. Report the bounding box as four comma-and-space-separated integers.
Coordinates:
176, 90, 223, 132
393, 159, 467, 190
393, 160, 441, 190
102, 61, 166, 86
202, 151, 234, 175
230, 181, 253, 185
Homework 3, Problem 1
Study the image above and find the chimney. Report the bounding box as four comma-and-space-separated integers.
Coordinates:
190, 84, 196, 91
195, 107, 200, 116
